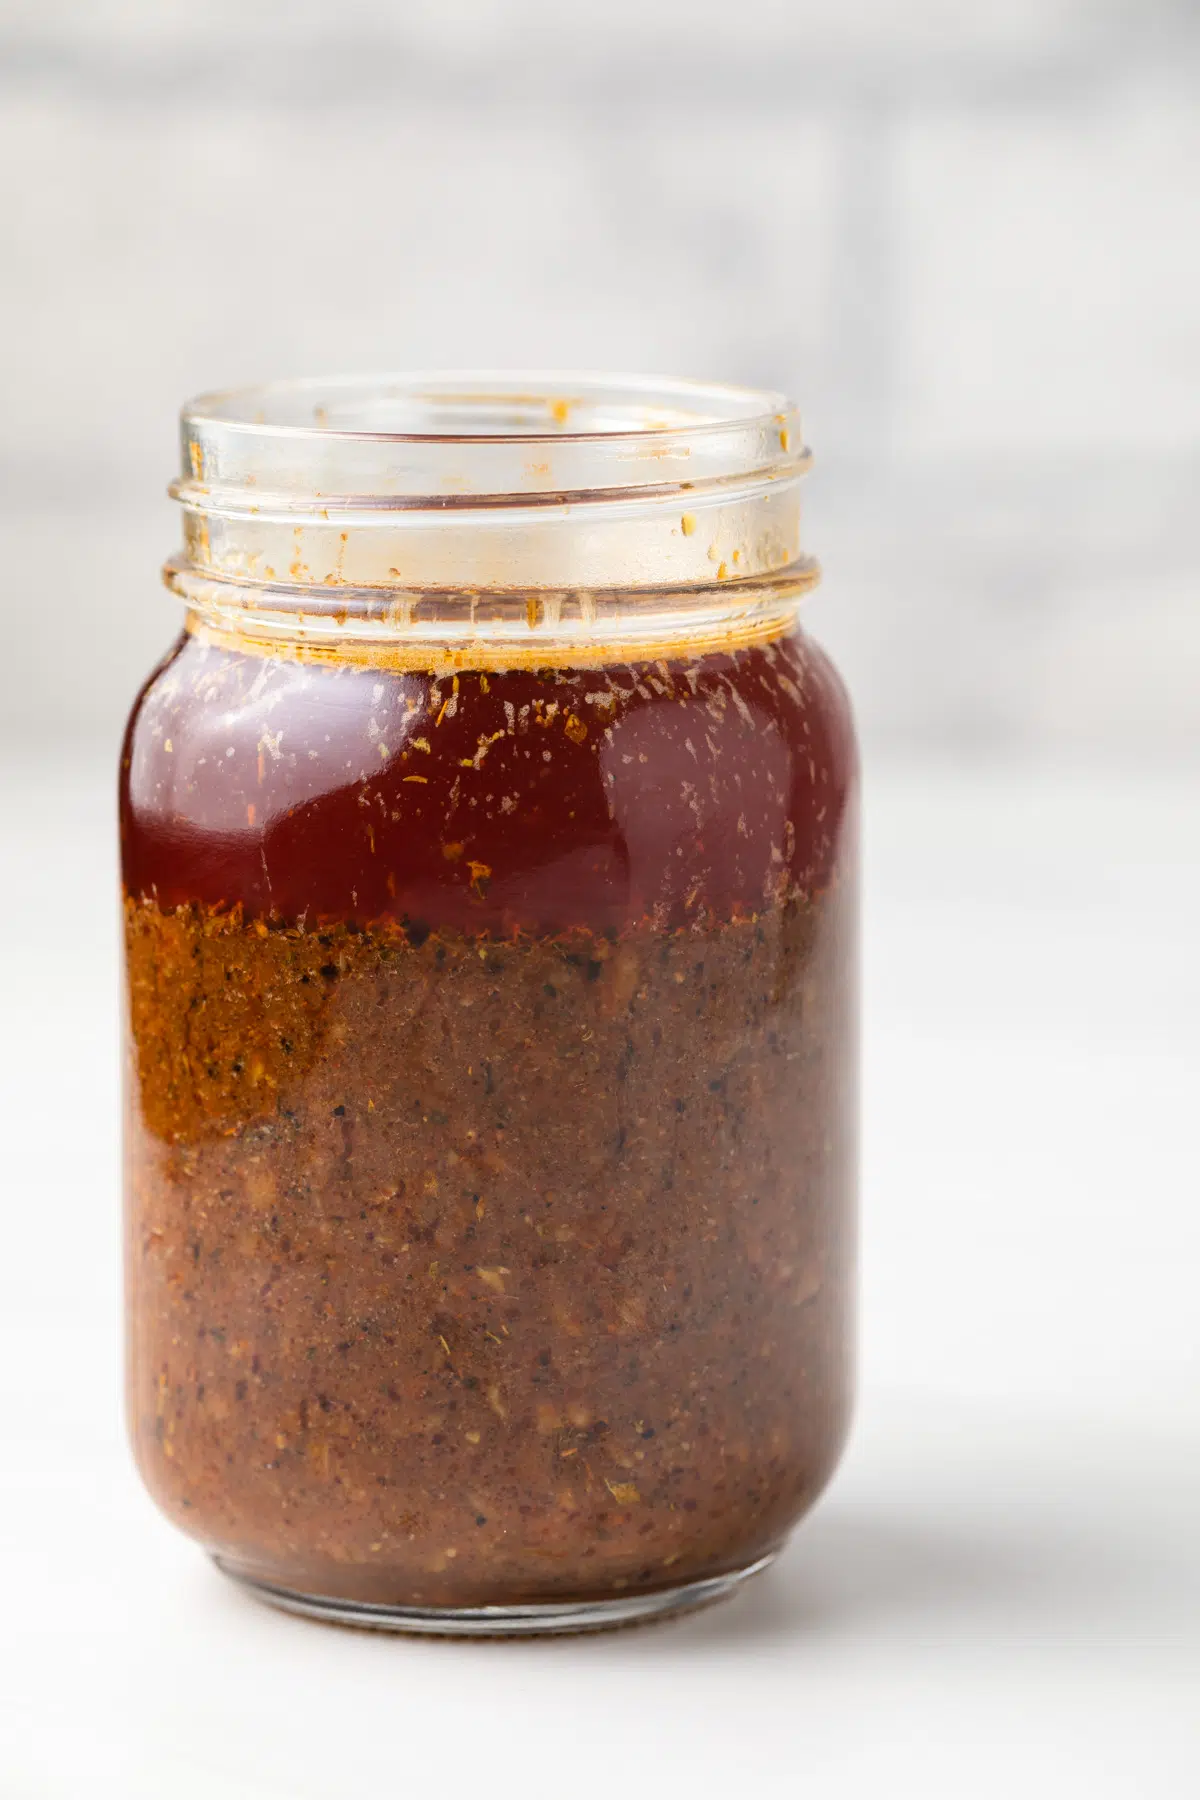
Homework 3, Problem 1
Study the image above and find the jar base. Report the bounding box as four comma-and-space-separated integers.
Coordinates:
212, 1552, 775, 1637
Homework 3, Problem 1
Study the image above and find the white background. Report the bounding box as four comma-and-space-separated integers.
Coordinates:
1, 0, 1198, 759
1, 3, 1197, 1795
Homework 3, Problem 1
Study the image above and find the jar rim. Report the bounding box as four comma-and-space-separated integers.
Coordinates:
174, 371, 807, 510
181, 370, 797, 449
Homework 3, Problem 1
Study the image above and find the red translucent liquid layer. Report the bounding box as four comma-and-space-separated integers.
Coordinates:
121, 628, 856, 932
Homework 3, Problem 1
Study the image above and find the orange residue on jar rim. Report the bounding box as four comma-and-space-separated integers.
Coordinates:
168, 552, 821, 675
183, 601, 809, 676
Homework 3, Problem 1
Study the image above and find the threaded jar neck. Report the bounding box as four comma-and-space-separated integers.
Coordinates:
167, 372, 819, 661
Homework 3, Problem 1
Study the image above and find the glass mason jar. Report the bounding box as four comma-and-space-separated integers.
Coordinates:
121, 373, 858, 1634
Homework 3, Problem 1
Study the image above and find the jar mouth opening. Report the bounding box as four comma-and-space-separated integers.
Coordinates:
175, 371, 806, 510
182, 371, 796, 449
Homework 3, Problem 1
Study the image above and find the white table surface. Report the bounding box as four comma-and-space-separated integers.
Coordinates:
2, 754, 1197, 1799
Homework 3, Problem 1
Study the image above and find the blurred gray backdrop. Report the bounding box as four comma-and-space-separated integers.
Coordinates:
2, 0, 1197, 760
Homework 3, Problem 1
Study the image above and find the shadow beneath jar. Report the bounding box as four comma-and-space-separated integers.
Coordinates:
602, 1502, 1102, 1655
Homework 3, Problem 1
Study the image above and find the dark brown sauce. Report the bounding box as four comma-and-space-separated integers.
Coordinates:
121, 620, 859, 1610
